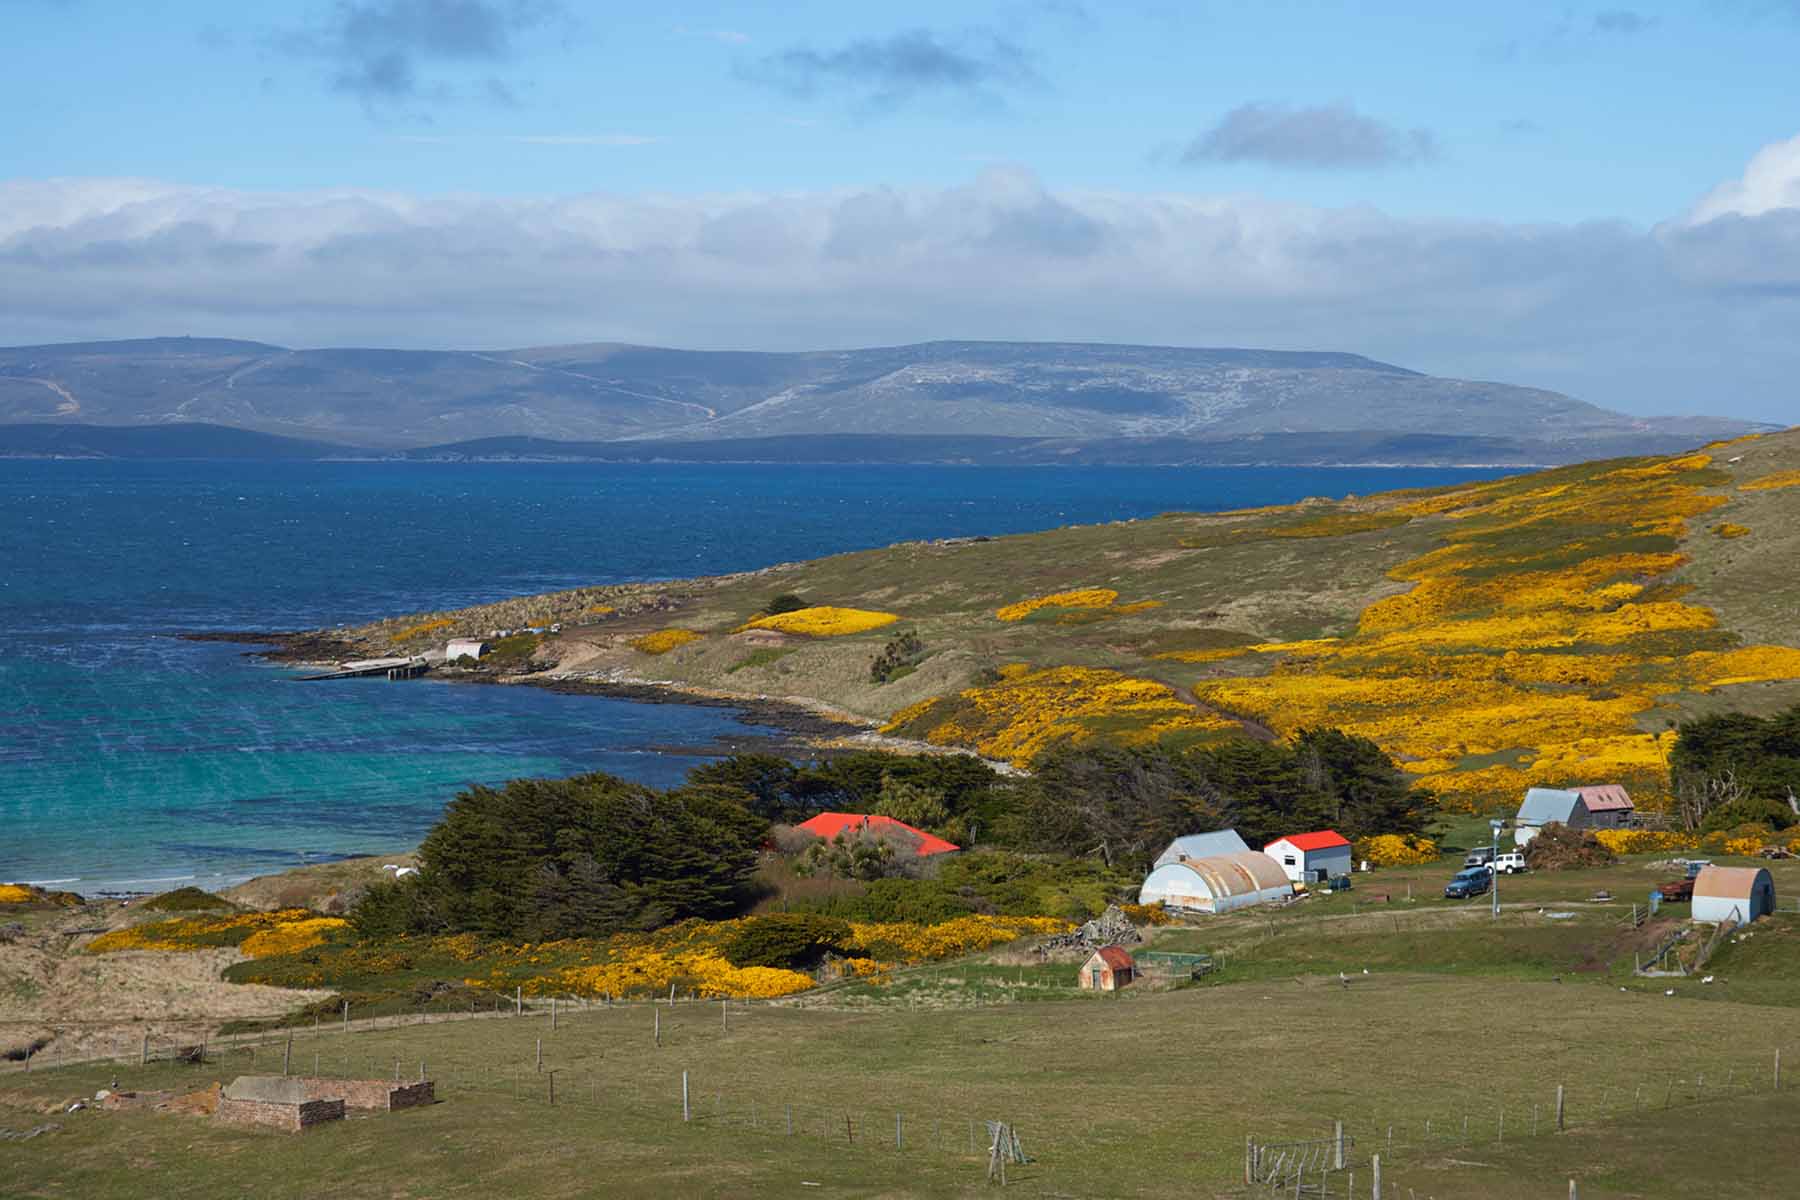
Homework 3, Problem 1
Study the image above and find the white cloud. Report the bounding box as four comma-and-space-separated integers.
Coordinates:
1685, 133, 1800, 223
2, 144, 1798, 422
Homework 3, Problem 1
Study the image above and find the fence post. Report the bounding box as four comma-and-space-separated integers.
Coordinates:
343, 999, 350, 1032
1371, 1153, 1381, 1200
1245, 1136, 1254, 1184
1556, 1083, 1566, 1131
515, 986, 522, 1016
551, 997, 557, 1030
282, 1036, 292, 1076
140, 1033, 148, 1066
682, 1070, 690, 1122
1334, 1119, 1345, 1169
535, 1039, 542, 1073
419, 1060, 426, 1083
547, 1070, 556, 1106
1777, 1049, 1783, 1091
654, 1008, 661, 1047
786, 1104, 793, 1136
896, 1112, 903, 1150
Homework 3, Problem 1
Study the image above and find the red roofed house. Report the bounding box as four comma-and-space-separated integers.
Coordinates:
1264, 830, 1353, 885
1078, 946, 1135, 991
795, 812, 960, 857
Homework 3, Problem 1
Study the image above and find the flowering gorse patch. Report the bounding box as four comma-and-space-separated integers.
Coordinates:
1353, 834, 1439, 867
631, 628, 704, 655
995, 589, 1119, 622
85, 909, 325, 954
745, 606, 899, 637
1741, 470, 1800, 492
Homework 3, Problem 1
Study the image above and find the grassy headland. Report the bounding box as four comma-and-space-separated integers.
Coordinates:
328, 429, 1800, 814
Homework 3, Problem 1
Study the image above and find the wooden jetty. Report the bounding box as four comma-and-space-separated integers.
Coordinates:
297, 656, 429, 682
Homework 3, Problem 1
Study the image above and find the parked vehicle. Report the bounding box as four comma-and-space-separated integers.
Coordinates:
1445, 867, 1493, 898
1491, 851, 1528, 875
1463, 846, 1496, 868
1656, 876, 1695, 902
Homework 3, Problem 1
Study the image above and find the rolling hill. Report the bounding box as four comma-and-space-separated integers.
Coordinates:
0, 336, 1768, 456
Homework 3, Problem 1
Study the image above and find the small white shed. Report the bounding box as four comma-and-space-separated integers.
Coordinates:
1138, 851, 1292, 914
1691, 865, 1775, 925
445, 638, 488, 661
1264, 831, 1353, 884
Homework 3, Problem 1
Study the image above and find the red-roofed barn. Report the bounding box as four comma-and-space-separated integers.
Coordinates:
794, 812, 960, 857
1264, 830, 1353, 884
1078, 946, 1135, 991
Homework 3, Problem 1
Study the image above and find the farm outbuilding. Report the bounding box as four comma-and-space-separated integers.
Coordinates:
1138, 851, 1293, 914
1691, 865, 1776, 925
445, 638, 488, 661
1264, 830, 1353, 884
1514, 784, 1635, 846
1078, 946, 1135, 991
1152, 829, 1251, 869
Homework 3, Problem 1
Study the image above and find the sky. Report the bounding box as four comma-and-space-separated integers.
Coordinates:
2, 0, 1798, 421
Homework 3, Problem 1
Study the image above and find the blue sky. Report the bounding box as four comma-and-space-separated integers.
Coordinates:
4, 1, 1799, 421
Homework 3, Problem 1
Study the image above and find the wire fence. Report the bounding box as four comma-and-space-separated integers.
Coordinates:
7, 998, 1794, 1193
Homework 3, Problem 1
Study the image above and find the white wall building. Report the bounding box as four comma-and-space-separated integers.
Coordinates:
1691, 865, 1775, 925
1263, 831, 1353, 884
445, 638, 488, 661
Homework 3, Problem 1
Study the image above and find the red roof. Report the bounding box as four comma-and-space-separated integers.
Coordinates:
1266, 830, 1351, 853
1094, 946, 1135, 970
795, 812, 960, 856
1574, 784, 1634, 812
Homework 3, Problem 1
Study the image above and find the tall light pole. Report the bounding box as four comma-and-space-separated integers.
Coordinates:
1490, 818, 1504, 920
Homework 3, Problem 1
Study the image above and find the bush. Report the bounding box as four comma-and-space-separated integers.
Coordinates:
765, 593, 808, 615
140, 887, 231, 912
871, 629, 926, 684
722, 914, 853, 970
1353, 834, 1439, 867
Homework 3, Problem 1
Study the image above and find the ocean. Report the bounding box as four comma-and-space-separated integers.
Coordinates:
1, 460, 1505, 894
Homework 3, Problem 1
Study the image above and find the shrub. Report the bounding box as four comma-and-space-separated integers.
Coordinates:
632, 628, 703, 655
141, 887, 231, 912
765, 593, 808, 615
1353, 834, 1439, 867
722, 914, 853, 969
871, 629, 926, 684
747, 607, 899, 637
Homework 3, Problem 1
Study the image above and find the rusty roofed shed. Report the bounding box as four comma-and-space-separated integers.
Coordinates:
1137, 850, 1292, 914
1078, 946, 1135, 991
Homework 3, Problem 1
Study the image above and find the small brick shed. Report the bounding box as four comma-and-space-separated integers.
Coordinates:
1078, 946, 1135, 991
214, 1075, 435, 1133
215, 1077, 345, 1133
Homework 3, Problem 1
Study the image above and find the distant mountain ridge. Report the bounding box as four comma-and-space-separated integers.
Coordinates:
0, 335, 1770, 454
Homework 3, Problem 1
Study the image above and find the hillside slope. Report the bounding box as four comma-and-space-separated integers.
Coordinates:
335, 429, 1800, 813
0, 336, 1765, 451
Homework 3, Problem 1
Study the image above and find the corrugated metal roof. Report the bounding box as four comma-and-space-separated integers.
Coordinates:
1693, 865, 1770, 900
1093, 946, 1135, 970
1516, 787, 1580, 825
1268, 830, 1351, 853
1155, 830, 1251, 866
795, 813, 959, 856
1163, 850, 1291, 898
1573, 784, 1634, 812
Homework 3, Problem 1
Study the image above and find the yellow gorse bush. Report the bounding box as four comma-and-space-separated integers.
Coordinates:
995, 589, 1119, 622
745, 606, 899, 637
885, 665, 1237, 766
85, 908, 321, 954
390, 617, 454, 642
1353, 834, 1439, 867
1592, 829, 1699, 855
0, 884, 37, 904
1713, 523, 1751, 539
631, 628, 704, 655
239, 917, 350, 959
1742, 470, 1800, 491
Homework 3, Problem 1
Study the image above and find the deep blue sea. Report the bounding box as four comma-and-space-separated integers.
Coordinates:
1, 460, 1505, 893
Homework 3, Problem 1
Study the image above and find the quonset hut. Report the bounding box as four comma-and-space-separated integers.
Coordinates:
1691, 865, 1776, 925
1138, 851, 1293, 915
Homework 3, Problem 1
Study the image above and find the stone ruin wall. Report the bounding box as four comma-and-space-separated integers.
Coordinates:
298, 1078, 435, 1111
215, 1095, 345, 1133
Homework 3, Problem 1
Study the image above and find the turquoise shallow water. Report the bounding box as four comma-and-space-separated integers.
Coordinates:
1, 460, 1504, 893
